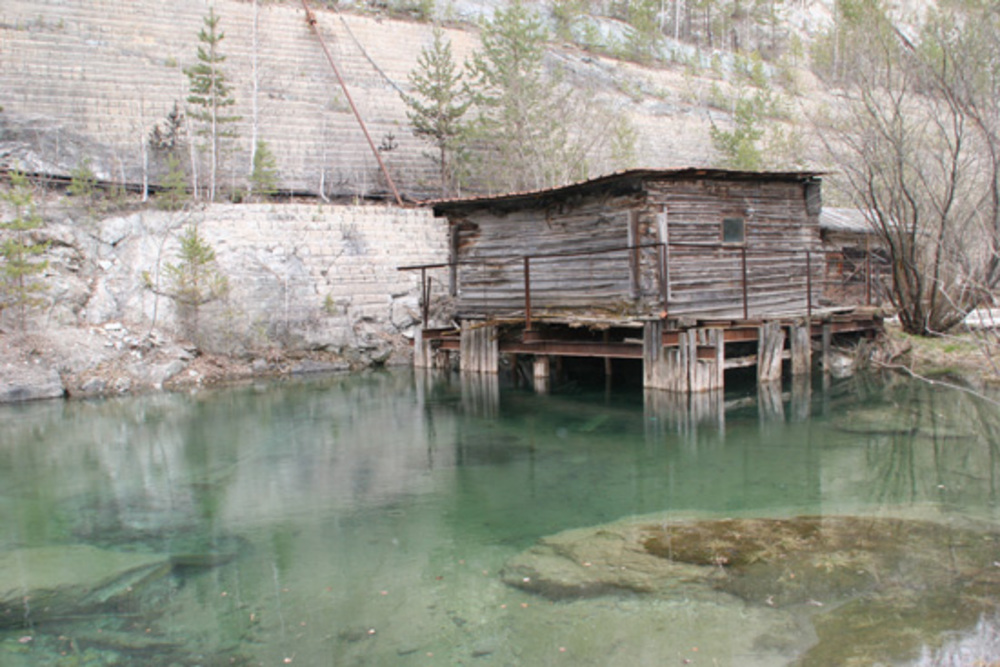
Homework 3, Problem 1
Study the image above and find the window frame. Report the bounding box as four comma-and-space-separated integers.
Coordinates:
720, 216, 746, 245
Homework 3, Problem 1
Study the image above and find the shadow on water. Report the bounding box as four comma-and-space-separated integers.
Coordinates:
1, 369, 1000, 665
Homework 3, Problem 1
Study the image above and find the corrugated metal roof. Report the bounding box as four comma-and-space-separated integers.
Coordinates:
429, 167, 824, 212
820, 207, 876, 234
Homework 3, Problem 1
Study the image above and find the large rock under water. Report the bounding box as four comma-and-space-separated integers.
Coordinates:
501, 515, 1000, 666
0, 545, 171, 628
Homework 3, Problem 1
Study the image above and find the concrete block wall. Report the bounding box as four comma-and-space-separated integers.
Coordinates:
0, 0, 483, 198
84, 202, 450, 359
0, 0, 722, 201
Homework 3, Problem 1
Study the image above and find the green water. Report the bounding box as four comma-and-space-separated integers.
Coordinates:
0, 369, 998, 666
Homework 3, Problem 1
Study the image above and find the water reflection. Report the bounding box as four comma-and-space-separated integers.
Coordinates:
0, 370, 998, 665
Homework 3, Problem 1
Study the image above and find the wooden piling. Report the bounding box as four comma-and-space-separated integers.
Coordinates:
790, 322, 812, 376
414, 328, 434, 369
533, 355, 551, 394
460, 322, 499, 373
689, 328, 725, 392
644, 324, 724, 393
758, 321, 785, 384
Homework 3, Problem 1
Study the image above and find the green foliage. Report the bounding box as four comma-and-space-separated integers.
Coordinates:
157, 154, 190, 211
466, 1, 568, 191
164, 225, 228, 345
67, 158, 102, 219
403, 27, 471, 196
0, 171, 49, 329
184, 8, 240, 202
249, 139, 279, 200
623, 0, 661, 63
710, 96, 765, 170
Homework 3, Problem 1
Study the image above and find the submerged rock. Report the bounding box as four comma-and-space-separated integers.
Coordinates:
502, 515, 1000, 665
0, 545, 171, 629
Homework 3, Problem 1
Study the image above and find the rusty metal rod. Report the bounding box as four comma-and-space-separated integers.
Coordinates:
741, 246, 749, 320
300, 0, 403, 206
806, 250, 813, 321
524, 257, 532, 331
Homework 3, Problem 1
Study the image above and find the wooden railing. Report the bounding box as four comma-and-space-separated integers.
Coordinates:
399, 242, 882, 327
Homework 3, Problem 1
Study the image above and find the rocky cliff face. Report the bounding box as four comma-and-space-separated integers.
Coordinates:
0, 198, 449, 402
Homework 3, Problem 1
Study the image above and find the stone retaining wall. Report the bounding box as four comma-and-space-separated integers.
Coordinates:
73, 202, 451, 362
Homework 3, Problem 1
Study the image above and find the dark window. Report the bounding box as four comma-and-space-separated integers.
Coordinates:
722, 217, 745, 244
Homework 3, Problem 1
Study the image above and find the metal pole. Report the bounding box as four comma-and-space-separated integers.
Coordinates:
806, 250, 813, 321
420, 267, 429, 325
741, 246, 749, 320
524, 257, 532, 331
300, 0, 403, 206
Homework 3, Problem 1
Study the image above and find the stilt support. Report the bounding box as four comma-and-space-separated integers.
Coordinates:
644, 323, 724, 393
414, 329, 434, 369
460, 322, 498, 374
533, 355, 551, 394
758, 321, 785, 385
790, 322, 812, 376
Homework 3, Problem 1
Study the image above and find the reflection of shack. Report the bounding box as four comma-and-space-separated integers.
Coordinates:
820, 207, 887, 307
404, 169, 881, 394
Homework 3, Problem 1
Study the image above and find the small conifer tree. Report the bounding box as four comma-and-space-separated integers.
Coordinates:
185, 7, 240, 202
164, 224, 228, 345
248, 139, 279, 200
0, 172, 49, 329
403, 27, 471, 197
157, 154, 191, 211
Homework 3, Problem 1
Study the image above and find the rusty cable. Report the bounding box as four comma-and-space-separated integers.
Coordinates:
300, 0, 403, 206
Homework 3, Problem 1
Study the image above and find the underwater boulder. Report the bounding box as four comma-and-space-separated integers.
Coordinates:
0, 545, 171, 629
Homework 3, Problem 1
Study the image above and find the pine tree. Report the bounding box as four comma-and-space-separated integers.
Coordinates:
248, 139, 279, 200
185, 8, 240, 202
467, 2, 574, 192
165, 224, 228, 345
157, 154, 191, 211
403, 27, 471, 197
0, 171, 49, 329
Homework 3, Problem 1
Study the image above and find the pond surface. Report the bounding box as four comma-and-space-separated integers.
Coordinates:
1, 369, 999, 666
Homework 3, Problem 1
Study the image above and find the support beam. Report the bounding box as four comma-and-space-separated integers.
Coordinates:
758, 321, 785, 385
644, 321, 688, 392
533, 355, 551, 394
414, 329, 434, 369
790, 322, 812, 376
460, 322, 499, 374
645, 325, 724, 393
690, 328, 725, 392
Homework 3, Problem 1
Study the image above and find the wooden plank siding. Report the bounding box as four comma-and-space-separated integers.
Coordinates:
435, 170, 826, 323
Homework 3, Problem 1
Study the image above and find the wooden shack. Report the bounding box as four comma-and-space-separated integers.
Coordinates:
407, 169, 880, 393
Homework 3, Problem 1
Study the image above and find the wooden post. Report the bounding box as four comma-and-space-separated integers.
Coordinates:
758, 321, 785, 385
460, 322, 499, 374
644, 321, 689, 392
533, 355, 551, 395
689, 328, 724, 392
414, 328, 434, 369
790, 322, 811, 376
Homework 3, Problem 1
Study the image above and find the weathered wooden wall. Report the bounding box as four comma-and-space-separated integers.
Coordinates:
451, 192, 644, 317
447, 174, 824, 323
644, 178, 823, 319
